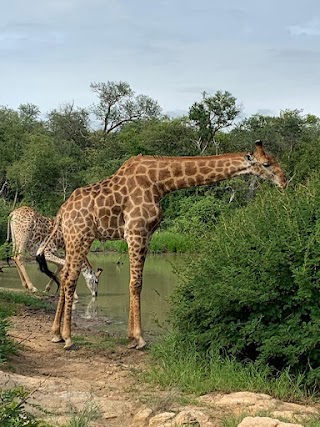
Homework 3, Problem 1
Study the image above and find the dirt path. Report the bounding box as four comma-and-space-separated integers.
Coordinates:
2, 305, 153, 426
1, 305, 320, 427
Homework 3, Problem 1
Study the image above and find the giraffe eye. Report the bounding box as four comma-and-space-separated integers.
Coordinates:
263, 163, 271, 168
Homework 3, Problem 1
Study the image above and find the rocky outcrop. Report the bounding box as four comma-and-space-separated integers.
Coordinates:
1, 370, 319, 427
131, 392, 319, 427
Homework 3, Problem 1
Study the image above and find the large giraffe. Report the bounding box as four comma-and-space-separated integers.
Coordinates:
37, 140, 287, 350
8, 206, 102, 297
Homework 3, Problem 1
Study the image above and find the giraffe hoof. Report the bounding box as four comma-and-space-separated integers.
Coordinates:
52, 335, 64, 343
63, 342, 76, 351
127, 338, 147, 350
127, 339, 137, 349
136, 341, 147, 350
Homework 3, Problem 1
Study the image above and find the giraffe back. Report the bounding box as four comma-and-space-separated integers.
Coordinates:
9, 206, 65, 257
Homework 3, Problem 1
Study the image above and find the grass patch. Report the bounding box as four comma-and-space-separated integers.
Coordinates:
63, 402, 101, 427
90, 230, 194, 254
149, 231, 194, 254
0, 290, 53, 365
142, 335, 316, 403
0, 290, 52, 314
73, 332, 127, 351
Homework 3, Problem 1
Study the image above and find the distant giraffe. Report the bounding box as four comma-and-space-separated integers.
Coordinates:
37, 141, 287, 350
8, 206, 102, 297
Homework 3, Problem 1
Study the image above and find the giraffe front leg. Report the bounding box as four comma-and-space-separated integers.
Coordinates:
62, 279, 77, 350
59, 238, 93, 350
127, 237, 148, 350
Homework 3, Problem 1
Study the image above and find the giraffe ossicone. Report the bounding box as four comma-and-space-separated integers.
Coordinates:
8, 206, 103, 297
36, 140, 287, 350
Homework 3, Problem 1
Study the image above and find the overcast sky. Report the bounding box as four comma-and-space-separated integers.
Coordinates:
2, 0, 320, 119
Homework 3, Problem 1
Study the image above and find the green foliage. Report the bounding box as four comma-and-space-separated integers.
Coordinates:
0, 200, 11, 244
170, 175, 320, 388
149, 231, 194, 253
146, 335, 307, 400
65, 403, 100, 427
189, 90, 241, 154
91, 231, 193, 254
118, 118, 198, 156
0, 387, 49, 427
0, 291, 52, 364
0, 319, 14, 363
90, 80, 161, 133
0, 291, 51, 311
171, 195, 227, 234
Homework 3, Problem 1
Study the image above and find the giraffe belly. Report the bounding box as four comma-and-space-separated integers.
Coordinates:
96, 225, 124, 241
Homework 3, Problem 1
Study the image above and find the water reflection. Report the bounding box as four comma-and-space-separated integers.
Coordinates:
0, 252, 183, 334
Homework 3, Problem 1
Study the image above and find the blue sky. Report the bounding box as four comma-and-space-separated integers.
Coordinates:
2, 0, 320, 118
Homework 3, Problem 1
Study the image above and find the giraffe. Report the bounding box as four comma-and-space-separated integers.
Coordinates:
8, 206, 103, 297
37, 140, 287, 350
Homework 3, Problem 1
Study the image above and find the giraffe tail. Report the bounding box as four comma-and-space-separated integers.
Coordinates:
36, 253, 60, 293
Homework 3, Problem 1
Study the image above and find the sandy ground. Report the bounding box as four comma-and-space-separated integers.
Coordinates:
1, 300, 320, 427
1, 303, 154, 426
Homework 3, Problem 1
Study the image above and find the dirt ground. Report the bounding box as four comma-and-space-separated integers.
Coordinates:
1, 303, 320, 427
1, 304, 157, 426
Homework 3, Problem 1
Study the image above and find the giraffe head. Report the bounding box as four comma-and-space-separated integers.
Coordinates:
245, 140, 287, 188
82, 267, 103, 297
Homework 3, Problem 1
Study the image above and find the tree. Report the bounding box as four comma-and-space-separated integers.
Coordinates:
116, 118, 198, 157
47, 103, 90, 149
18, 103, 41, 129
0, 106, 39, 202
7, 135, 62, 213
188, 90, 241, 154
90, 81, 162, 133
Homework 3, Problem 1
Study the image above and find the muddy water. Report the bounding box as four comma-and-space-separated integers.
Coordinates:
0, 253, 183, 335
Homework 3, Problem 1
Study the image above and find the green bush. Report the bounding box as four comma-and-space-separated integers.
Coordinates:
0, 387, 49, 427
0, 291, 51, 364
0, 319, 14, 363
171, 195, 226, 234
0, 200, 11, 245
91, 230, 193, 253
170, 175, 320, 387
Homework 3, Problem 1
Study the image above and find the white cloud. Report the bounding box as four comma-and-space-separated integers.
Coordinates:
287, 19, 320, 37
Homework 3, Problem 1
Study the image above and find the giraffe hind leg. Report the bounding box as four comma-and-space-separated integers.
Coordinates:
14, 255, 38, 292
51, 279, 65, 343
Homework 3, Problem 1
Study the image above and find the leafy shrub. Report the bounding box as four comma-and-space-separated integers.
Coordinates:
171, 195, 226, 234
0, 387, 48, 427
170, 175, 320, 387
0, 291, 51, 364
0, 200, 11, 245
0, 319, 14, 363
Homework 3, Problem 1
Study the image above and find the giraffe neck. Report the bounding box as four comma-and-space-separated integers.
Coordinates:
151, 153, 249, 196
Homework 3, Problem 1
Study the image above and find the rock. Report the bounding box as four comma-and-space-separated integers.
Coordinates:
131, 407, 153, 427
199, 391, 277, 411
174, 409, 214, 426
237, 416, 304, 427
148, 411, 176, 427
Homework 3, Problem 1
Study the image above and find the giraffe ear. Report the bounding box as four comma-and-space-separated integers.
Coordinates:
96, 268, 103, 278
255, 140, 266, 156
